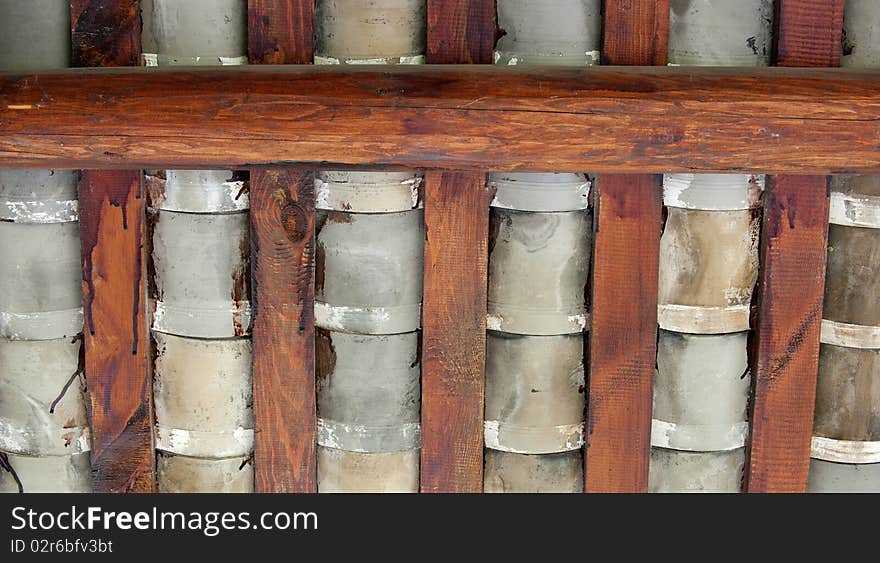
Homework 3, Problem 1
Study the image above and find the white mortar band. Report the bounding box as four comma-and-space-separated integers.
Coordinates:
155, 171, 249, 213
489, 173, 591, 212
483, 420, 584, 454
0, 309, 84, 341
486, 311, 589, 336
663, 174, 765, 210
315, 301, 421, 335
314, 55, 425, 65
811, 436, 880, 464
494, 50, 601, 66
0, 419, 90, 456
316, 172, 423, 213
155, 425, 254, 459
651, 419, 748, 452
828, 191, 880, 229
142, 54, 248, 66
152, 300, 252, 339
316, 418, 421, 453
820, 319, 880, 349
0, 199, 78, 223
657, 304, 751, 334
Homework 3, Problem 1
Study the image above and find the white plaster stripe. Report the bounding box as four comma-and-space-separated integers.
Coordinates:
811, 436, 880, 464
820, 318, 880, 349
828, 191, 880, 228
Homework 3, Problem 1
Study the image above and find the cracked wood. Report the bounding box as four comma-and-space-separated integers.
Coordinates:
72, 0, 154, 493
1, 66, 879, 173
250, 169, 317, 492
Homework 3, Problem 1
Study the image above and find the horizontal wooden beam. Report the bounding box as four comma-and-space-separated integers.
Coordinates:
1, 66, 878, 173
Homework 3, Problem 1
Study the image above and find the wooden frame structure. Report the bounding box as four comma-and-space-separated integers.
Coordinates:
1, 0, 868, 492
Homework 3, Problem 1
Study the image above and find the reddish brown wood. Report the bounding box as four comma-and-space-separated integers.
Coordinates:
427, 0, 497, 64
746, 176, 830, 492
776, 0, 845, 68
584, 0, 667, 493
247, 1, 316, 493
71, 0, 141, 67
602, 0, 669, 66
585, 175, 661, 492
746, 0, 841, 493
420, 0, 495, 493
78, 171, 153, 493
3, 66, 877, 173
71, 0, 153, 493
250, 169, 317, 493
248, 0, 315, 65
421, 172, 489, 493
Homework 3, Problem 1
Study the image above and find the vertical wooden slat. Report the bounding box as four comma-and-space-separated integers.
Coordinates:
586, 0, 668, 493
421, 172, 489, 493
250, 169, 317, 493
775, 0, 844, 68
422, 2, 495, 492
586, 176, 662, 493
427, 0, 497, 64
248, 0, 315, 65
602, 0, 670, 66
248, 1, 317, 492
72, 0, 153, 493
745, 0, 842, 493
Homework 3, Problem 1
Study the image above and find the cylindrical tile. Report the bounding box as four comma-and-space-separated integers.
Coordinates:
316, 330, 420, 453
483, 449, 583, 493
842, 0, 880, 69
315, 210, 424, 334
808, 459, 880, 492
156, 451, 253, 493
484, 331, 585, 454
487, 209, 591, 335
649, 447, 744, 493
652, 330, 750, 452
494, 0, 601, 66
317, 447, 419, 493
0, 452, 91, 493
153, 333, 253, 459
669, 0, 774, 66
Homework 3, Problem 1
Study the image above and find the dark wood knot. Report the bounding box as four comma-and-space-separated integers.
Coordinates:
281, 202, 308, 242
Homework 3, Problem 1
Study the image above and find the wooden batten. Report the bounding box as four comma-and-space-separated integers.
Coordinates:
745, 0, 843, 493
420, 1, 495, 493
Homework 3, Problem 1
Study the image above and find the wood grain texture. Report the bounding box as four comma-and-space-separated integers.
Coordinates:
746, 176, 830, 492
72, 0, 152, 493
250, 169, 317, 492
585, 175, 661, 492
427, 0, 497, 64
248, 0, 315, 64
71, 0, 141, 67
78, 171, 153, 492
776, 0, 845, 68
585, 0, 667, 493
421, 171, 489, 493
3, 66, 879, 173
746, 0, 841, 493
602, 0, 669, 66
